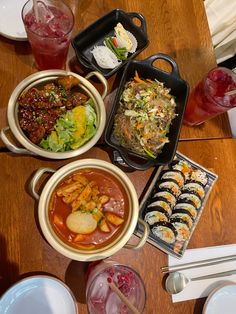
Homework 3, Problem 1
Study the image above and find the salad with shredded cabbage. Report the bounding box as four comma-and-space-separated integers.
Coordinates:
40, 99, 97, 152
113, 72, 177, 158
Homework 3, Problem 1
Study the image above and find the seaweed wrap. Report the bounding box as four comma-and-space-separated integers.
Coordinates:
161, 170, 185, 188
170, 217, 190, 241
152, 221, 177, 244
157, 180, 181, 197
178, 192, 201, 209
182, 182, 205, 199
171, 209, 194, 228
175, 202, 198, 219
148, 199, 172, 216
144, 207, 169, 225
152, 191, 177, 208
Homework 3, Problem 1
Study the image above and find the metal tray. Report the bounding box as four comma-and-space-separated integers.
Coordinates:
104, 53, 189, 170
135, 151, 218, 259
72, 9, 149, 77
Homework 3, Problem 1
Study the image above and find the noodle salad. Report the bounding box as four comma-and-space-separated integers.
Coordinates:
113, 71, 177, 158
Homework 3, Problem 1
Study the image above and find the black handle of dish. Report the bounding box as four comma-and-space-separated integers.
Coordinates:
117, 150, 154, 171
127, 12, 147, 35
144, 53, 180, 78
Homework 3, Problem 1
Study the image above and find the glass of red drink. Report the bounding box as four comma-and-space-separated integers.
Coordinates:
86, 260, 146, 314
184, 67, 236, 126
22, 0, 74, 70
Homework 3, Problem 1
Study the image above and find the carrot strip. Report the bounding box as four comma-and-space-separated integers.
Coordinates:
134, 70, 145, 83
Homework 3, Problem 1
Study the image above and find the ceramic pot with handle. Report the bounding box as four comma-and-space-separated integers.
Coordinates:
29, 159, 149, 262
1, 70, 108, 159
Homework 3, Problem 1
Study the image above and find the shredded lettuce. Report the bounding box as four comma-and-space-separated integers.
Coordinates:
40, 99, 97, 152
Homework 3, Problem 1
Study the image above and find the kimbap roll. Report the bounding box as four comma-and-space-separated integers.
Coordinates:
171, 209, 194, 228
148, 199, 172, 216
182, 182, 205, 199
152, 221, 177, 244
171, 159, 192, 180
161, 170, 185, 188
144, 208, 169, 225
188, 169, 208, 187
174, 202, 198, 219
178, 193, 201, 209
152, 191, 177, 208
157, 180, 181, 197
170, 217, 190, 241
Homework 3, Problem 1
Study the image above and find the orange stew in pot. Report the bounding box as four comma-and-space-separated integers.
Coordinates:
49, 168, 129, 250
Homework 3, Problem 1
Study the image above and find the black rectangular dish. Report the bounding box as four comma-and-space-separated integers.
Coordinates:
104, 53, 189, 171
72, 9, 149, 77
135, 151, 218, 258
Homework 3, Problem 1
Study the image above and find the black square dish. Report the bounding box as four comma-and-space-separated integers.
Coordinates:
104, 53, 190, 171
72, 9, 149, 77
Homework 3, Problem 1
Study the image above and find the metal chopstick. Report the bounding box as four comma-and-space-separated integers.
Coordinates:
161, 254, 236, 273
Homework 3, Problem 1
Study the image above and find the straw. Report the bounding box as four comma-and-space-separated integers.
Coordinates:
107, 277, 141, 314
33, 0, 39, 22
225, 89, 236, 96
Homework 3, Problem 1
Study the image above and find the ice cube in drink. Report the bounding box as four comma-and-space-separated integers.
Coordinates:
86, 262, 146, 314
22, 0, 74, 70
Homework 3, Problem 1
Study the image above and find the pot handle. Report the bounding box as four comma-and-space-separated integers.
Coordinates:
85, 71, 108, 100
143, 53, 180, 78
1, 127, 35, 155
124, 218, 150, 250
29, 167, 56, 200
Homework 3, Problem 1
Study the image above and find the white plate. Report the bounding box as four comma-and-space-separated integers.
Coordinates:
203, 283, 236, 314
0, 0, 27, 41
0, 276, 78, 314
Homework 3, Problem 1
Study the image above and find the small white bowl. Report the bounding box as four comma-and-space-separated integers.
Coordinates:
203, 283, 236, 314
0, 276, 78, 314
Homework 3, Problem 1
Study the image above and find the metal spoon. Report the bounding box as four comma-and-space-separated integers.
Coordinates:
165, 269, 236, 294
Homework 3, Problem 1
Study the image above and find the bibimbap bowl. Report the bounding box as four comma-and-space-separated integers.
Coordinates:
29, 159, 149, 261
1, 70, 108, 159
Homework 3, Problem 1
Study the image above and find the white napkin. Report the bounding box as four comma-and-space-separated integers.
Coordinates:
167, 244, 236, 302
204, 0, 236, 63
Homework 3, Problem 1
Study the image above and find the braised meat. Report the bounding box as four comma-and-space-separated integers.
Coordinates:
18, 76, 88, 144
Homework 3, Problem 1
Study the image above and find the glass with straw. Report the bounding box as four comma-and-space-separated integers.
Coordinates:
22, 0, 74, 70
183, 67, 236, 126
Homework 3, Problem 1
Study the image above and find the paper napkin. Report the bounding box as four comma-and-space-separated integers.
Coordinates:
167, 244, 236, 302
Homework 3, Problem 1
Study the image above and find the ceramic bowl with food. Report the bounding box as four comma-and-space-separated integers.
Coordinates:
29, 159, 149, 261
105, 53, 189, 170
1, 70, 108, 159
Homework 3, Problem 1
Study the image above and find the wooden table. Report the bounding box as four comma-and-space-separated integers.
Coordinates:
0, 1, 235, 313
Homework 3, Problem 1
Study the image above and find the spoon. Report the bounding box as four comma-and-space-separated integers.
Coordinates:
165, 269, 236, 294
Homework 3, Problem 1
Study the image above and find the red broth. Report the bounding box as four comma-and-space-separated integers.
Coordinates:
49, 168, 129, 250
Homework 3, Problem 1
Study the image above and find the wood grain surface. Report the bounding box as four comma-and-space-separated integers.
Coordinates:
1, 139, 236, 313
0, 1, 235, 313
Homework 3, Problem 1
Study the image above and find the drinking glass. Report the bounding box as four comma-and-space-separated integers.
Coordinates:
183, 67, 236, 126
86, 260, 146, 314
22, 0, 74, 70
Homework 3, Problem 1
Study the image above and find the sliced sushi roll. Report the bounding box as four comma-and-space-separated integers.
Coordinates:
170, 217, 190, 241
148, 199, 172, 216
144, 207, 169, 225
178, 193, 202, 209
161, 170, 185, 188
171, 159, 192, 180
152, 191, 177, 208
175, 202, 198, 219
187, 169, 208, 187
157, 180, 181, 197
152, 221, 177, 244
182, 182, 205, 199
171, 209, 194, 228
